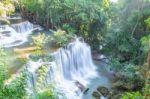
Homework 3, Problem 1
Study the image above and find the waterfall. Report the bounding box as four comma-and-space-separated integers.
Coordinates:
11, 21, 34, 34
25, 37, 99, 99
53, 37, 98, 99
54, 37, 97, 81
26, 60, 55, 97
0, 25, 22, 47
0, 21, 42, 47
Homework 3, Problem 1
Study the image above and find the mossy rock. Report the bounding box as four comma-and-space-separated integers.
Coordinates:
92, 91, 101, 99
97, 86, 109, 97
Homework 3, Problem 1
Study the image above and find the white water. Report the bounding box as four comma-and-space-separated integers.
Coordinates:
0, 21, 42, 47
53, 38, 99, 99
26, 60, 55, 96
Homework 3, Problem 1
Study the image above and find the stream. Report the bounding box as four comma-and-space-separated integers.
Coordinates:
0, 14, 112, 99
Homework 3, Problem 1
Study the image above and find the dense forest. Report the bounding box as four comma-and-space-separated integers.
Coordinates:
0, 0, 150, 99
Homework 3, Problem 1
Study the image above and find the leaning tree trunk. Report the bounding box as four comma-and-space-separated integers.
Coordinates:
144, 41, 150, 98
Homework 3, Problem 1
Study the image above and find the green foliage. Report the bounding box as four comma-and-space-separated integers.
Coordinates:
140, 34, 150, 52
144, 83, 150, 96
121, 92, 143, 99
36, 88, 56, 99
0, 46, 27, 99
50, 29, 73, 47
36, 64, 50, 90
3, 70, 27, 99
0, 0, 15, 16
62, 24, 77, 35
35, 84, 66, 99
32, 33, 48, 56
144, 17, 150, 27
20, 0, 109, 50
0, 46, 8, 98
30, 54, 53, 62
104, 0, 150, 65
32, 33, 48, 50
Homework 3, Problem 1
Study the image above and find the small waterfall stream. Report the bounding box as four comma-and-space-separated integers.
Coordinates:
0, 17, 42, 47
11, 21, 34, 34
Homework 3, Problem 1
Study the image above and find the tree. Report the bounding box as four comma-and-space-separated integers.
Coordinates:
19, 0, 110, 50
104, 0, 150, 64
0, 0, 15, 17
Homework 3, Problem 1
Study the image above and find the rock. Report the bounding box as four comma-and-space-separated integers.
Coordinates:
97, 86, 109, 97
75, 81, 89, 94
1, 31, 11, 34
3, 31, 11, 37
92, 91, 101, 99
0, 18, 10, 25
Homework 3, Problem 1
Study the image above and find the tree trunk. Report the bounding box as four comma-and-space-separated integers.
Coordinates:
144, 41, 150, 98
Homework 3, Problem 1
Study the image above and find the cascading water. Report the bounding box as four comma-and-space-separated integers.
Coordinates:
11, 21, 34, 34
26, 60, 55, 97
0, 20, 42, 47
53, 37, 99, 99
0, 25, 18, 45
25, 37, 100, 99
55, 37, 98, 82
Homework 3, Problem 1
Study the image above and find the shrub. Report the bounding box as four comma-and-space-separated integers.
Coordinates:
36, 88, 56, 99
122, 92, 143, 99
50, 29, 74, 47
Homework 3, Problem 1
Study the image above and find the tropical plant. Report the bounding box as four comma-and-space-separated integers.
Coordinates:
122, 92, 143, 99
3, 70, 27, 99
0, 46, 8, 98
49, 29, 73, 47
36, 88, 56, 99
32, 33, 48, 56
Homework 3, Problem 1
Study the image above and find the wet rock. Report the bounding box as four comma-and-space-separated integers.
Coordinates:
75, 81, 89, 94
1, 31, 11, 34
13, 40, 22, 44
1, 31, 11, 37
92, 91, 101, 99
97, 86, 109, 97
